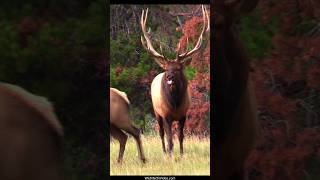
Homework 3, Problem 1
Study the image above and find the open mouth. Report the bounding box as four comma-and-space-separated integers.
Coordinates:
167, 80, 174, 91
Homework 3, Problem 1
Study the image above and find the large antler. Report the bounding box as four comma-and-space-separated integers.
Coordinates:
140, 8, 167, 67
141, 5, 209, 64
177, 5, 209, 63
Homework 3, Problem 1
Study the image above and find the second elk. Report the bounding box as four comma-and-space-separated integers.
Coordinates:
0, 82, 63, 180
110, 87, 146, 163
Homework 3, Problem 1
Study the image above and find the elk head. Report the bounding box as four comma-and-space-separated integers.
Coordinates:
140, 5, 209, 92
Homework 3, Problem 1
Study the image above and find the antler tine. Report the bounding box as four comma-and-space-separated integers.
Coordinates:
205, 5, 210, 32
175, 42, 181, 61
178, 5, 209, 62
140, 8, 166, 62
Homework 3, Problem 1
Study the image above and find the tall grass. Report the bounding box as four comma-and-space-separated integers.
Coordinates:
110, 135, 210, 175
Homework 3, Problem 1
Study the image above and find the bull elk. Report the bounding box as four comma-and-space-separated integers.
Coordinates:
110, 87, 146, 163
0, 82, 63, 180
140, 6, 209, 156
213, 0, 260, 179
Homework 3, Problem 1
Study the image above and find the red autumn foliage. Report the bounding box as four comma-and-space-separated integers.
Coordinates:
307, 64, 320, 90
19, 17, 39, 36
115, 67, 123, 76
19, 17, 39, 46
179, 14, 210, 136
245, 1, 320, 179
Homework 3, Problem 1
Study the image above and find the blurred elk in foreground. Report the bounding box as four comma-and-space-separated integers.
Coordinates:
0, 82, 63, 180
110, 87, 146, 163
140, 5, 209, 157
213, 0, 260, 179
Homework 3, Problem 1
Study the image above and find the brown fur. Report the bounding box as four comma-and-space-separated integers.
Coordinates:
161, 70, 188, 110
213, 1, 260, 179
110, 87, 146, 163
0, 82, 63, 180
151, 63, 191, 156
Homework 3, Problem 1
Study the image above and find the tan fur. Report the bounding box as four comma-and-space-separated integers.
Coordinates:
110, 88, 133, 131
151, 73, 191, 120
0, 82, 63, 180
110, 87, 130, 105
109, 87, 146, 163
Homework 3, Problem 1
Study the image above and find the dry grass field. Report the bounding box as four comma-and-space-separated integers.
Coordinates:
110, 135, 210, 175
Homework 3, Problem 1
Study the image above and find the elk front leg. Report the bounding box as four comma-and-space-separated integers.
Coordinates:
163, 116, 173, 157
178, 116, 186, 155
156, 114, 166, 153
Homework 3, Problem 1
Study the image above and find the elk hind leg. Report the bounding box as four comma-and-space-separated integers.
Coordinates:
123, 125, 146, 163
110, 124, 127, 163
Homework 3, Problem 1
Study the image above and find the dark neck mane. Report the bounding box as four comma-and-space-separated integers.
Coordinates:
161, 72, 188, 110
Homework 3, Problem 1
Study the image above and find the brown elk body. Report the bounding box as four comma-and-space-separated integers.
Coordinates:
140, 6, 209, 156
213, 0, 259, 179
109, 87, 146, 163
0, 82, 63, 180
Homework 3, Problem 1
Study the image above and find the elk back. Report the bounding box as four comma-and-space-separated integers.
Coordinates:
0, 82, 63, 180
110, 88, 132, 130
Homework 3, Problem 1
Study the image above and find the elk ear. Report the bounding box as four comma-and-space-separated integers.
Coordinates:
182, 57, 192, 67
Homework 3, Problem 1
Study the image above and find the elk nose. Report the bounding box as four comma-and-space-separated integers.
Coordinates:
167, 74, 174, 80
